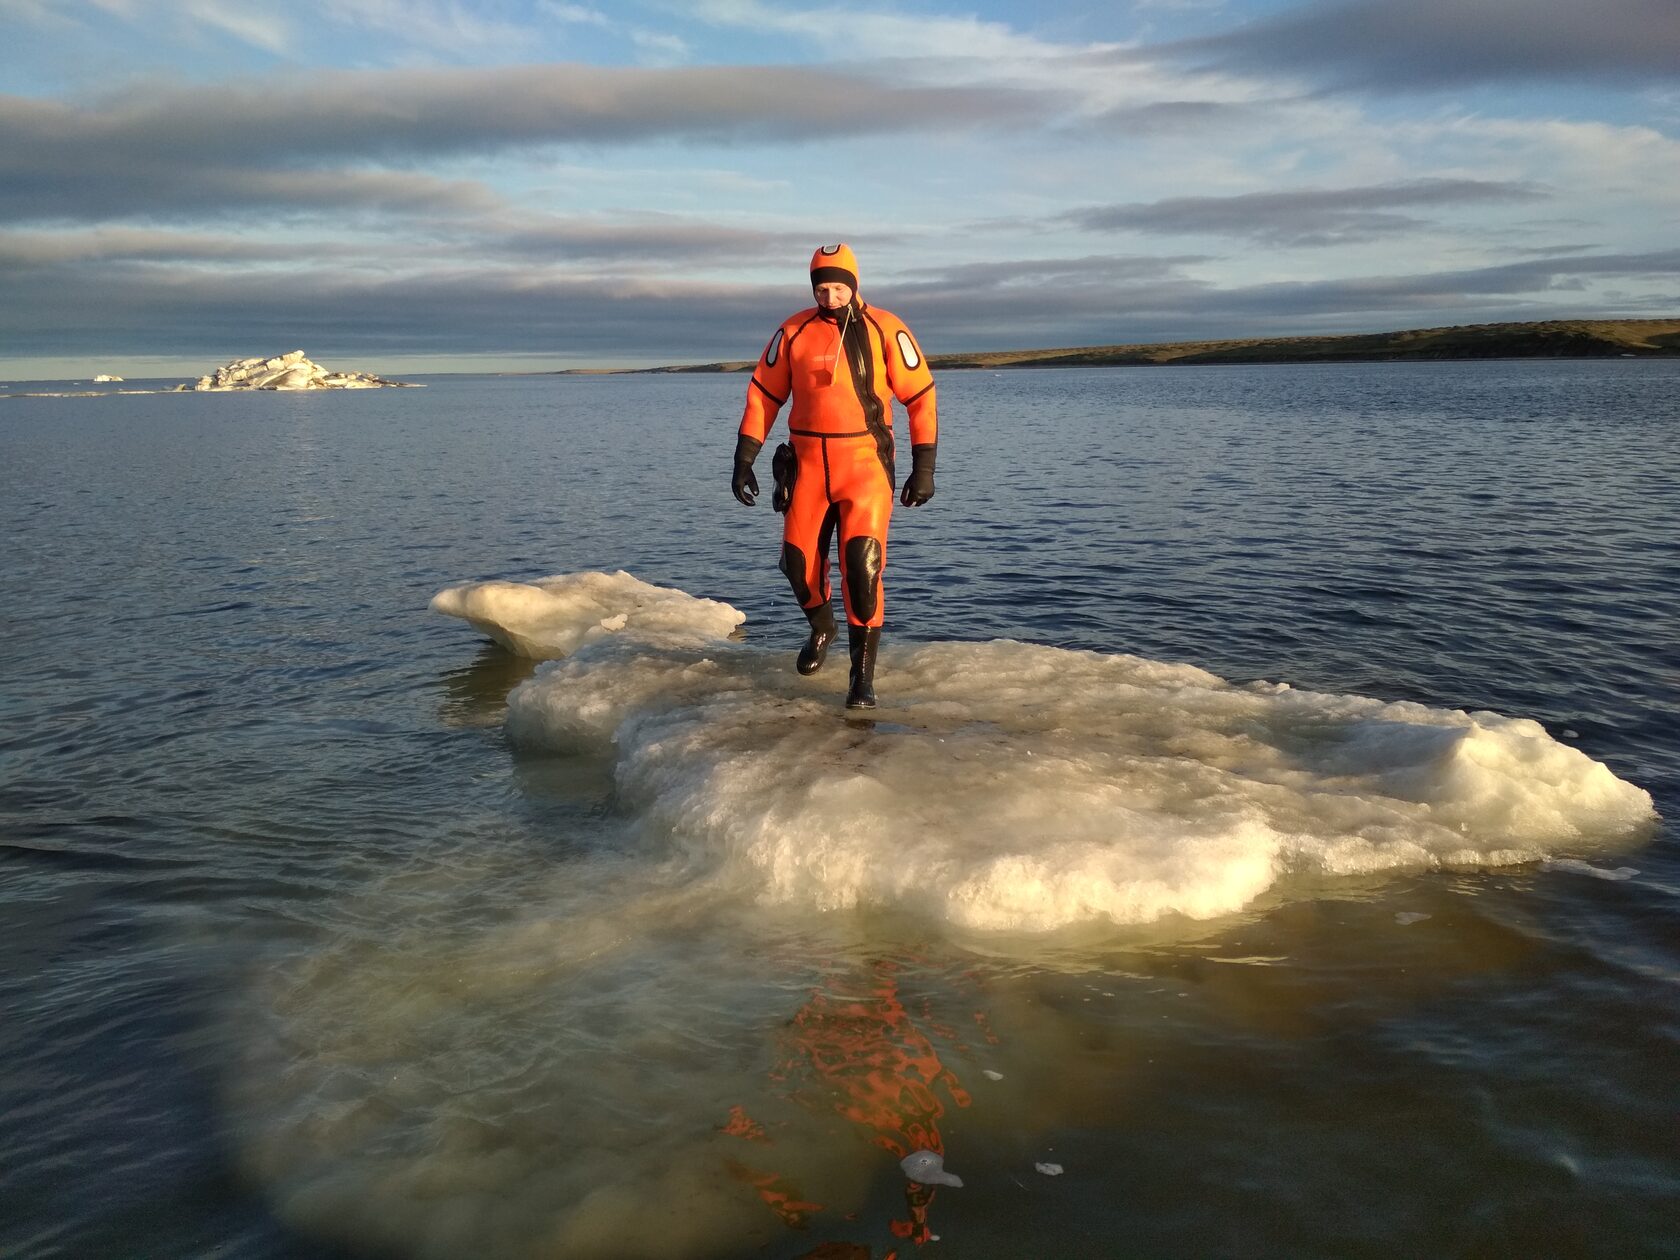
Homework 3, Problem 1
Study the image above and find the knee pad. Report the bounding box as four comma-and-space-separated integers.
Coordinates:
844, 536, 883, 623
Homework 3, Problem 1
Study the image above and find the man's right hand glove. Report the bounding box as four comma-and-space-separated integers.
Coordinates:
732, 434, 763, 506
900, 443, 936, 506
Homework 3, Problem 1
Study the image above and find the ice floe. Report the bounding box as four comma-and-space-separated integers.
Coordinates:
433, 571, 1657, 934
430, 570, 745, 660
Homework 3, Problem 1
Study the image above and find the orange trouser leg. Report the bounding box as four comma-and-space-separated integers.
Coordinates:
780, 435, 892, 627
780, 438, 836, 611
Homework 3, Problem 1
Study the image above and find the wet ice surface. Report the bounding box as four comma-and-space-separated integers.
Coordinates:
459, 571, 1655, 934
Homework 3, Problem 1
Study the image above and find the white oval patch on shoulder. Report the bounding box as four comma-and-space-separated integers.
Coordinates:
896, 329, 921, 370
766, 329, 783, 366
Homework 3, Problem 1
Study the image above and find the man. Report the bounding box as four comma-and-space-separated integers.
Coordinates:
731, 243, 938, 709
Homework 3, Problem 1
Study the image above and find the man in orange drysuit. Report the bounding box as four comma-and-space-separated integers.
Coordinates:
731, 244, 938, 709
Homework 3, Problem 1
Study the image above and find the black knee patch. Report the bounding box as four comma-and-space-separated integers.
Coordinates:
780, 542, 812, 605
844, 536, 883, 622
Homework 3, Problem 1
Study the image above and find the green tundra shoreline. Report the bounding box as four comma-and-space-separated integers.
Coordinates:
571, 317, 1680, 375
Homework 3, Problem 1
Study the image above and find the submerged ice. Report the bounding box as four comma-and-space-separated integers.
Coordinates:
436, 572, 1656, 934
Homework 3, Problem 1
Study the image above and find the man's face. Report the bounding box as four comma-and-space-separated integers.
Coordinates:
814, 282, 854, 311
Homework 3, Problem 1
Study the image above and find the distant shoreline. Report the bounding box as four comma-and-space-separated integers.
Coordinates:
10, 318, 1678, 391
553, 317, 1680, 375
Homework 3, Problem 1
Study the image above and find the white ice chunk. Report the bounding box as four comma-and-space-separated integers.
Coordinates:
1394, 912, 1431, 925
1035, 1162, 1064, 1176
429, 570, 744, 659
982, 1070, 1004, 1081
491, 575, 1655, 934
901, 1150, 963, 1187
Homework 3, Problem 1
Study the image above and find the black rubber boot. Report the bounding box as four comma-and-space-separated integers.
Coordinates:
845, 624, 880, 710
797, 602, 837, 675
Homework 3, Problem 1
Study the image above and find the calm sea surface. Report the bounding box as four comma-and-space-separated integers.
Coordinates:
2, 361, 1677, 1259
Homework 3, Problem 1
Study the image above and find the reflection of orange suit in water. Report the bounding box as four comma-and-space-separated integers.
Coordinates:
720, 960, 974, 1252
733, 244, 938, 709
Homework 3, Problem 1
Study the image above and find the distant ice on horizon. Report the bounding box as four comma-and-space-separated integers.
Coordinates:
432, 571, 1657, 935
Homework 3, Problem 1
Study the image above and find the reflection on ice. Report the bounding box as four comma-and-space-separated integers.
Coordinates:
434, 571, 1657, 934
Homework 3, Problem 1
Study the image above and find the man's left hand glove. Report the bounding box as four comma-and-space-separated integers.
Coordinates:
900, 443, 936, 507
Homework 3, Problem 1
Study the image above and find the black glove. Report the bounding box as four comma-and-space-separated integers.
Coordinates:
771, 442, 796, 513
732, 434, 763, 506
900, 443, 936, 506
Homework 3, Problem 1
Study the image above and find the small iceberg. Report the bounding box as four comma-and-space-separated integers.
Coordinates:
430, 570, 744, 659
182, 349, 418, 391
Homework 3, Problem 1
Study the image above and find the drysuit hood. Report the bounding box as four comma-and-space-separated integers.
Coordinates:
810, 242, 859, 296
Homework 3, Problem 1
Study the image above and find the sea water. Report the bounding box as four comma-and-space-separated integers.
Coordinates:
1, 361, 1677, 1258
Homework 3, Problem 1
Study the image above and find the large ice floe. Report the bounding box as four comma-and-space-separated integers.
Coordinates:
432, 571, 1656, 935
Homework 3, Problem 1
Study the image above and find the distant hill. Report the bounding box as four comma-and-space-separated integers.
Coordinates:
610, 318, 1680, 374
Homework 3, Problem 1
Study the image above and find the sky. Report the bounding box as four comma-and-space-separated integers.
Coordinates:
2, 0, 1677, 378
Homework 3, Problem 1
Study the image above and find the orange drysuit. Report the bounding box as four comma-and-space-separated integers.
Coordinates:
737, 249, 938, 629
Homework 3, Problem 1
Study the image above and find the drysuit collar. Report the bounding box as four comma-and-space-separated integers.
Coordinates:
816, 299, 860, 324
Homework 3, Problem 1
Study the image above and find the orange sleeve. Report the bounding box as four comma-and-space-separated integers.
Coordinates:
881, 314, 937, 448
739, 323, 793, 443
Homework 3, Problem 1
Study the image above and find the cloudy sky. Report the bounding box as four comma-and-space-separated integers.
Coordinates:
2, 0, 1677, 378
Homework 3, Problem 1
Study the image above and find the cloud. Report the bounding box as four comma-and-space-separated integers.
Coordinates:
11, 245, 1674, 363
628, 29, 690, 64
1091, 98, 1271, 135
476, 213, 821, 264
0, 212, 829, 272
0, 262, 791, 359
0, 63, 1064, 223
313, 0, 537, 52
0, 145, 505, 222
1158, 0, 1680, 91
685, 0, 1096, 64
175, 1, 292, 55
29, 0, 545, 58
1062, 178, 1550, 246
683, 0, 1253, 125
0, 225, 370, 266
537, 2, 611, 26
